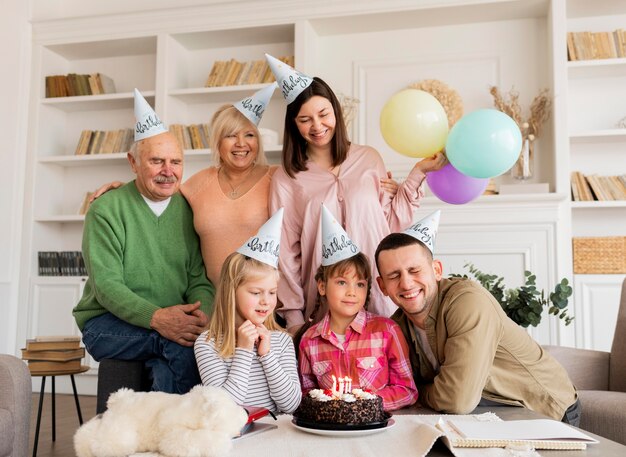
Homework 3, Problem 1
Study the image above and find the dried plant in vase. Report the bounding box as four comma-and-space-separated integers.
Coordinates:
409, 79, 464, 127
489, 86, 552, 180
337, 93, 360, 131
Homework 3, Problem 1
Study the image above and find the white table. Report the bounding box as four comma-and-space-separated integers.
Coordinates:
230, 406, 626, 457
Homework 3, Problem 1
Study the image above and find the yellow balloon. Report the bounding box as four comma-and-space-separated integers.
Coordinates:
380, 89, 449, 158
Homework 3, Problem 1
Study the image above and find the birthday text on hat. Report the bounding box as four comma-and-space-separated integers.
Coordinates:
407, 223, 434, 245
240, 98, 265, 119
322, 235, 358, 260
281, 73, 310, 99
245, 237, 279, 258
136, 115, 163, 135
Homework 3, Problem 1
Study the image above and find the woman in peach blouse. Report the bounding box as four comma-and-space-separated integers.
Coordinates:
181, 103, 277, 285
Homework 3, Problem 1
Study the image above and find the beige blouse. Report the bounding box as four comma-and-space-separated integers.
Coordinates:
181, 166, 276, 285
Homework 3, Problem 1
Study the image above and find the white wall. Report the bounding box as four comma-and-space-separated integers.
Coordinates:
0, 0, 30, 355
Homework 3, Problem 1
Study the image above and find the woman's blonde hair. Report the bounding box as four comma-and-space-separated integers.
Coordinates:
207, 252, 281, 358
210, 104, 267, 167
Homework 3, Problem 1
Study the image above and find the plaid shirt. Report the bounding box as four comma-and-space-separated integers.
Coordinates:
298, 309, 418, 411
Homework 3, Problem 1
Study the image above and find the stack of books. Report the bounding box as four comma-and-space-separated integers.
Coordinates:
170, 123, 211, 150
571, 172, 626, 201
45, 73, 116, 98
37, 251, 87, 276
204, 56, 294, 87
21, 336, 85, 374
567, 30, 626, 61
74, 128, 134, 155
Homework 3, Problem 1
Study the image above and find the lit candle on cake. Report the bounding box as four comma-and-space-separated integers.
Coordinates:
338, 377, 345, 394
331, 375, 338, 396
344, 376, 352, 393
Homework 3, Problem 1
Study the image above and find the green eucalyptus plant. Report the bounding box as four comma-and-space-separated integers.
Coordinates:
451, 263, 574, 328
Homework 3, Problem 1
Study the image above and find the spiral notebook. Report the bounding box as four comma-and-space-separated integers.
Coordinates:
437, 418, 598, 450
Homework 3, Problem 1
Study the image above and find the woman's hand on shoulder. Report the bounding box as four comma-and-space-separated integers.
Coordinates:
89, 181, 125, 202
412, 151, 447, 174
380, 171, 399, 197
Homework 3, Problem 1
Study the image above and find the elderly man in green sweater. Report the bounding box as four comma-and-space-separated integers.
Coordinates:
73, 90, 214, 393
374, 211, 580, 425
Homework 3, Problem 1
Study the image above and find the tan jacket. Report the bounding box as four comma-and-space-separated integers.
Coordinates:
392, 277, 577, 420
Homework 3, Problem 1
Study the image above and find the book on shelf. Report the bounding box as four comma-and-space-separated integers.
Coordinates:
225, 60, 244, 87
212, 59, 236, 87
246, 60, 266, 85
571, 172, 626, 202
37, 251, 87, 276
170, 124, 211, 150
235, 61, 254, 86
99, 130, 118, 154
437, 418, 597, 450
567, 30, 626, 61
28, 358, 82, 374
21, 347, 85, 362
188, 124, 206, 149
74, 128, 133, 155
26, 336, 81, 351
44, 73, 116, 98
92, 73, 116, 94
74, 130, 93, 155
204, 56, 294, 87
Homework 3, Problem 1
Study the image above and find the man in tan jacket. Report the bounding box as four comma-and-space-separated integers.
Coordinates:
373, 212, 579, 425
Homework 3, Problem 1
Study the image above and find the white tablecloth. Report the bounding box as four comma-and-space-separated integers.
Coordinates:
229, 413, 533, 457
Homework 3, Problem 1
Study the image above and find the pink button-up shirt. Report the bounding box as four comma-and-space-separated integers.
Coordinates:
299, 309, 419, 411
270, 144, 425, 329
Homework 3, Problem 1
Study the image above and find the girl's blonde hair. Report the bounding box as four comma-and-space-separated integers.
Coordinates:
207, 252, 281, 358
210, 104, 267, 167
293, 252, 372, 352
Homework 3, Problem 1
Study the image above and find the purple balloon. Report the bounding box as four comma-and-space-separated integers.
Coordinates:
426, 163, 489, 205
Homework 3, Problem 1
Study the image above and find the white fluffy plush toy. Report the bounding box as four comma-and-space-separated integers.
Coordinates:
74, 385, 248, 457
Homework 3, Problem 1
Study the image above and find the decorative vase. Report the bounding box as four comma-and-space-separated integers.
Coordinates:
511, 136, 533, 180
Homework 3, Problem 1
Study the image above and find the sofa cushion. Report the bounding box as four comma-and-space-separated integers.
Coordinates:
578, 390, 626, 445
0, 409, 14, 456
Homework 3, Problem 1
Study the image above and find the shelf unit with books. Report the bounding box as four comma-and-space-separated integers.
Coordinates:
22, 36, 158, 390
565, 0, 626, 350
21, 0, 626, 391
163, 24, 293, 163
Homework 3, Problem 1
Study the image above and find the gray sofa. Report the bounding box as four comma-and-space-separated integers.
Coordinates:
0, 354, 31, 457
545, 277, 626, 445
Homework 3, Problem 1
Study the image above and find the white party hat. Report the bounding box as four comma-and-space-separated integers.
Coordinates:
402, 210, 441, 254
320, 204, 360, 266
233, 82, 277, 126
134, 88, 167, 141
236, 207, 284, 268
265, 54, 313, 104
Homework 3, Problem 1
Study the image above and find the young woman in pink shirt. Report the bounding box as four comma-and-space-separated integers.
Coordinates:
266, 57, 446, 334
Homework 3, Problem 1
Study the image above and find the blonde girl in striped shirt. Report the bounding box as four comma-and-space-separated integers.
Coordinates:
194, 252, 301, 413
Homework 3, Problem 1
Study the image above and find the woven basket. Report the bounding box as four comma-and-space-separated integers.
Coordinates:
573, 237, 626, 274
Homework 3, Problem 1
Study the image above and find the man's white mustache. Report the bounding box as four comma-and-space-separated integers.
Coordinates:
154, 175, 177, 183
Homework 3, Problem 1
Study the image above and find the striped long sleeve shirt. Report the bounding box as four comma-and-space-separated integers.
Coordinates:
194, 330, 301, 413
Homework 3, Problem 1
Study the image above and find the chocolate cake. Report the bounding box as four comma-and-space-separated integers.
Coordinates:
294, 389, 387, 426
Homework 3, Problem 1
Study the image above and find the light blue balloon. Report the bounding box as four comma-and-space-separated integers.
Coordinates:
446, 109, 522, 179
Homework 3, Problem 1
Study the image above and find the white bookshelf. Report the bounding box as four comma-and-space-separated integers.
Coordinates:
565, 0, 626, 350
18, 0, 626, 391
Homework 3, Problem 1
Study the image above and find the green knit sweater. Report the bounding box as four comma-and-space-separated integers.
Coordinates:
73, 182, 215, 330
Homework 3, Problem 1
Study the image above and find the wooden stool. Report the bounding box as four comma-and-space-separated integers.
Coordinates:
31, 365, 89, 457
